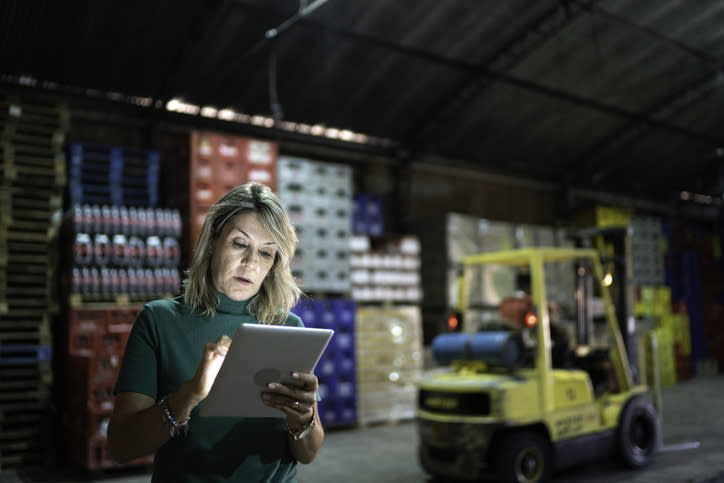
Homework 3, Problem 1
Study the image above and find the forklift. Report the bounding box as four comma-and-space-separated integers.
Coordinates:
416, 243, 660, 482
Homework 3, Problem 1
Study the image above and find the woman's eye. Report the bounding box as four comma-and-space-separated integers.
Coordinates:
233, 242, 247, 249
260, 251, 273, 258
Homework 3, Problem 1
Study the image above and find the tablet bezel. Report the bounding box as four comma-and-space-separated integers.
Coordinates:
199, 323, 334, 418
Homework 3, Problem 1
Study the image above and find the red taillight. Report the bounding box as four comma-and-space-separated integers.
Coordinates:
448, 314, 459, 331
525, 312, 538, 327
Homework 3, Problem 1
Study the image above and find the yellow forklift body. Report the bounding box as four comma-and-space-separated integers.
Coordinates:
417, 246, 658, 481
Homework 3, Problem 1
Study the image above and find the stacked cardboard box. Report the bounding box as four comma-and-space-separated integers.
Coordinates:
349, 235, 422, 302
355, 306, 423, 425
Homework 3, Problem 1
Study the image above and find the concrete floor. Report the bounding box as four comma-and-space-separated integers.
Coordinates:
3, 375, 724, 483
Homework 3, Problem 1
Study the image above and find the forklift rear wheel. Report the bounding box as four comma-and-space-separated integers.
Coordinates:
494, 431, 552, 483
616, 395, 660, 468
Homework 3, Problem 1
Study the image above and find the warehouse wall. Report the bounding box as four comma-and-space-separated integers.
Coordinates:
408, 163, 558, 224
352, 156, 561, 233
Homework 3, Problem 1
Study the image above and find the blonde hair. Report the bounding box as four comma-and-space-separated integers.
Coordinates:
183, 182, 301, 324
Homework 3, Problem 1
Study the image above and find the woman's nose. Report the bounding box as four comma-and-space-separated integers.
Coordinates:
241, 250, 258, 268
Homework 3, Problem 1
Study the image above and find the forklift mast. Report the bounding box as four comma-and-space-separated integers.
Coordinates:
568, 226, 639, 384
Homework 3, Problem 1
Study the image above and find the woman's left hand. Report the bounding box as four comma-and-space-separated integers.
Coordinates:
261, 371, 318, 426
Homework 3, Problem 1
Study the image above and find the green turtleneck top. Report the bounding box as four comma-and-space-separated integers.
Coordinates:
114, 293, 304, 483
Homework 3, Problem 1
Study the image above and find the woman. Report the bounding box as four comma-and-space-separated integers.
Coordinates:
107, 182, 324, 482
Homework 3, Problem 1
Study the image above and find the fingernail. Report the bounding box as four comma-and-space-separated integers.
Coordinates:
292, 372, 300, 378
268, 383, 276, 389
262, 393, 270, 400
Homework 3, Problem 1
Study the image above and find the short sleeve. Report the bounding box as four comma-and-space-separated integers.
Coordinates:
114, 305, 160, 399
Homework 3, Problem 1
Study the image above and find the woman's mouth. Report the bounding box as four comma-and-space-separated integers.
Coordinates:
234, 276, 252, 285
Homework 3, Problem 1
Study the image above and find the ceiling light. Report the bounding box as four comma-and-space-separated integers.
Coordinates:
217, 109, 236, 121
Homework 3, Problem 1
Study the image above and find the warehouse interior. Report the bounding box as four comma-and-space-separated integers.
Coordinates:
1, 0, 724, 480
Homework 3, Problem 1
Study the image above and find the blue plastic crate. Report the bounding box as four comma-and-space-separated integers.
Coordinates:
331, 324, 354, 352
322, 369, 356, 400
316, 349, 338, 378
331, 299, 356, 328
319, 395, 357, 427
68, 142, 160, 207
292, 298, 321, 328
332, 345, 355, 373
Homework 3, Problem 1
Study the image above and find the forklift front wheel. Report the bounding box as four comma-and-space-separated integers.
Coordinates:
494, 431, 552, 483
616, 395, 660, 469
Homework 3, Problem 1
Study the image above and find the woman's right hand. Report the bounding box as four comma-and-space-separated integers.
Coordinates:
190, 334, 232, 399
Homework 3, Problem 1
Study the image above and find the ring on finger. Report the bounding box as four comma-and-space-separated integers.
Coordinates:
293, 401, 301, 410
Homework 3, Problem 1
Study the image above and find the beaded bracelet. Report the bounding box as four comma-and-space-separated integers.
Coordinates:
158, 395, 190, 438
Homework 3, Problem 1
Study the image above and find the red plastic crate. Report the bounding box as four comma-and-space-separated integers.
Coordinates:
101, 326, 131, 357
107, 307, 139, 325
105, 307, 135, 356
64, 354, 120, 412
67, 309, 107, 356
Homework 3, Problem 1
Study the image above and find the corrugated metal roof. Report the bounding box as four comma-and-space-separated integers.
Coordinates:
2, 0, 723, 204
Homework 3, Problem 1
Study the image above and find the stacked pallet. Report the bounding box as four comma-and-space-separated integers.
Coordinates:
61, 141, 175, 471
0, 95, 68, 469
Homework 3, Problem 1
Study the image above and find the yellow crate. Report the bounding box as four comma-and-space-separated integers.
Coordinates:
575, 205, 632, 228
636, 286, 656, 316
637, 286, 671, 318
671, 313, 691, 355
654, 287, 671, 316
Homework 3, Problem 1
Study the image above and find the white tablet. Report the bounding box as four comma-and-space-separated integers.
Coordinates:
199, 323, 334, 418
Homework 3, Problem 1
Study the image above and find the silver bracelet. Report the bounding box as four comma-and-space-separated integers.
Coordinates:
158, 395, 190, 438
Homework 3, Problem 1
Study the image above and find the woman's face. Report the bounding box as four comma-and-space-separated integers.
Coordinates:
210, 211, 277, 301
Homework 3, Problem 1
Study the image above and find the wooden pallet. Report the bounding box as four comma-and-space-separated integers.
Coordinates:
4, 191, 62, 211
0, 305, 52, 318
0, 386, 51, 404
0, 364, 52, 384
0, 96, 70, 128
0, 328, 52, 346
0, 141, 62, 164
0, 437, 42, 469
5, 255, 51, 269
0, 166, 65, 189
0, 227, 50, 242
0, 315, 49, 327
4, 272, 49, 287
0, 401, 44, 426
2, 208, 56, 226
1, 180, 64, 204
